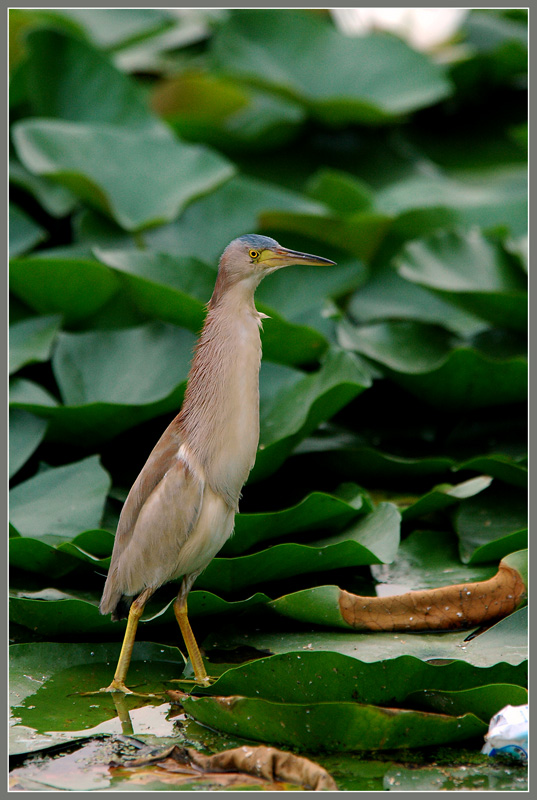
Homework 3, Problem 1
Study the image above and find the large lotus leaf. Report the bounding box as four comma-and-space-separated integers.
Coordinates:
10, 248, 121, 323
24, 28, 164, 132
453, 454, 527, 488
9, 410, 48, 479
196, 651, 526, 707
338, 319, 527, 410
253, 348, 373, 481
143, 174, 327, 264
93, 248, 329, 366
10, 157, 77, 218
9, 314, 62, 374
400, 475, 493, 522
182, 693, 485, 752
9, 203, 47, 258
9, 640, 184, 755
9, 588, 270, 637
56, 8, 174, 49
222, 486, 368, 556
152, 69, 304, 150
348, 265, 488, 338
205, 606, 527, 669
455, 484, 527, 564
294, 436, 455, 487
197, 502, 400, 594
458, 11, 528, 88
306, 168, 374, 215
12, 119, 235, 232
260, 348, 371, 472
10, 537, 84, 579
9, 456, 111, 544
370, 530, 497, 593
15, 322, 196, 444
406, 683, 527, 724
54, 319, 190, 407
394, 230, 527, 332
211, 10, 451, 123
375, 165, 527, 237
10, 529, 115, 578
10, 378, 59, 409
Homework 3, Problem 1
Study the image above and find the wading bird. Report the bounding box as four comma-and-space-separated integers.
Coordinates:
99, 235, 335, 692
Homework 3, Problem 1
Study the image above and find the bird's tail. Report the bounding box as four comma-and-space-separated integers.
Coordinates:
100, 569, 131, 621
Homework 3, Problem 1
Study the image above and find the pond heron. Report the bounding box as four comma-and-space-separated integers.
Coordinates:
99, 234, 335, 692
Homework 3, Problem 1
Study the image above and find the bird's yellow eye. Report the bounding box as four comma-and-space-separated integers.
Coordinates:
249, 249, 259, 260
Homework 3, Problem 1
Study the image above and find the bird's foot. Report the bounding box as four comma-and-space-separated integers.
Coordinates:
169, 674, 216, 687
79, 679, 164, 698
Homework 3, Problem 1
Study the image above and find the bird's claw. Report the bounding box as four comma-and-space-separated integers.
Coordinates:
169, 675, 216, 687
78, 681, 164, 698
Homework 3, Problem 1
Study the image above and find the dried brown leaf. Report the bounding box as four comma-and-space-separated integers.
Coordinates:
113, 743, 337, 791
339, 561, 525, 631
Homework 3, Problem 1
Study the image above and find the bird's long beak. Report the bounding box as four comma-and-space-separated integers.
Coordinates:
259, 246, 336, 269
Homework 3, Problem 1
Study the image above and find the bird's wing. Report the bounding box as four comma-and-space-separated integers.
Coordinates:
113, 423, 185, 554
101, 422, 205, 612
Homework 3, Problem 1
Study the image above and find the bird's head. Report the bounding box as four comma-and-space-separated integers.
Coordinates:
219, 234, 336, 285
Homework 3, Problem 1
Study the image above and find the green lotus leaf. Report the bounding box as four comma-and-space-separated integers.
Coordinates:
9, 203, 46, 258
197, 650, 526, 706
401, 475, 493, 522
339, 319, 527, 410
455, 484, 527, 563
223, 485, 368, 556
24, 27, 165, 132
9, 588, 270, 637
152, 69, 304, 150
394, 229, 527, 332
13, 119, 235, 232
211, 10, 451, 123
405, 683, 527, 723
376, 165, 527, 237
9, 410, 49, 478
182, 693, 485, 752
370, 530, 497, 592
348, 264, 487, 338
204, 606, 527, 669
10, 157, 77, 218
453, 454, 527, 488
253, 348, 373, 481
10, 248, 121, 323
197, 502, 400, 594
9, 314, 62, 374
9, 456, 111, 544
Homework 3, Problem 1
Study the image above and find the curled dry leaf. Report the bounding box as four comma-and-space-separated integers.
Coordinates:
340, 559, 525, 631
114, 743, 337, 791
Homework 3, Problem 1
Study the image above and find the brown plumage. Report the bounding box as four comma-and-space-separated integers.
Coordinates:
98, 235, 335, 692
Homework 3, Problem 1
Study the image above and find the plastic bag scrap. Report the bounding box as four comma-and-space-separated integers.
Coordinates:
482, 704, 528, 761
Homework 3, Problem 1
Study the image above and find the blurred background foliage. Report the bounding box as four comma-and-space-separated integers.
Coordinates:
9, 8, 528, 762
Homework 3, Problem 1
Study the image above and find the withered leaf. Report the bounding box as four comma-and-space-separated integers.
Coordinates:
340, 559, 525, 631
113, 743, 337, 790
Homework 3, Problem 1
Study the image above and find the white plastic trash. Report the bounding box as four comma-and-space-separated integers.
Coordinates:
482, 704, 528, 761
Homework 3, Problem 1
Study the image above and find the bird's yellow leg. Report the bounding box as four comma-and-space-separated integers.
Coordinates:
81, 588, 157, 696
173, 594, 210, 686
104, 598, 144, 693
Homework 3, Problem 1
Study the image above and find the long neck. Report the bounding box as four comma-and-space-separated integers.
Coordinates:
178, 276, 263, 508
